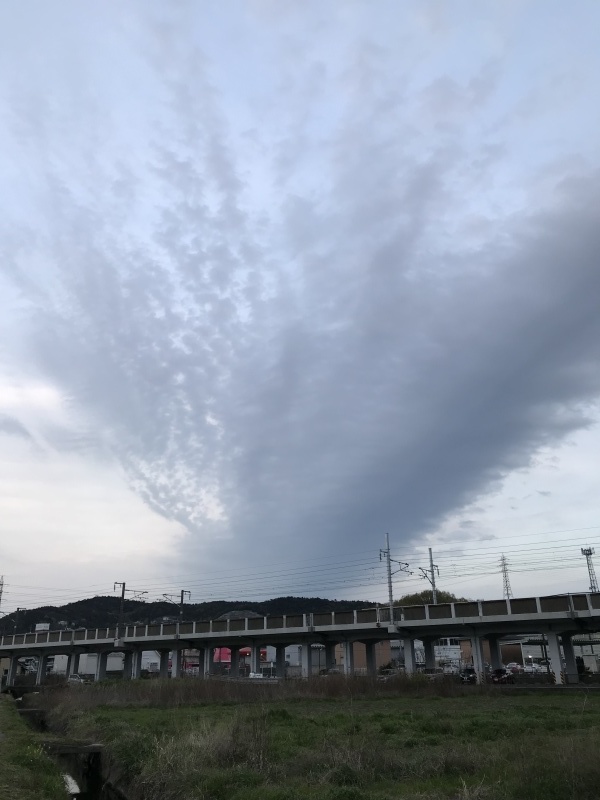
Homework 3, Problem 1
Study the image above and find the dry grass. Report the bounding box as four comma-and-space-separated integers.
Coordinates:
137, 713, 271, 797
33, 678, 600, 800
37, 673, 485, 723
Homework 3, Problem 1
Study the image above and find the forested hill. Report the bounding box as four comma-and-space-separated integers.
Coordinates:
0, 595, 374, 635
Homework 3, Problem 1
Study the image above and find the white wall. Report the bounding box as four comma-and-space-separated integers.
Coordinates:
50, 651, 162, 675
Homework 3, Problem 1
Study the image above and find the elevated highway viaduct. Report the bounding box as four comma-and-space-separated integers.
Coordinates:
2, 592, 599, 686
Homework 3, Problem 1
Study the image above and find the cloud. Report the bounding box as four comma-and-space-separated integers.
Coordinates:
216, 173, 600, 564
1, 1, 600, 589
0, 414, 32, 441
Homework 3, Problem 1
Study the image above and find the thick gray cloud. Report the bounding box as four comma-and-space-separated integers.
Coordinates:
1, 1, 600, 585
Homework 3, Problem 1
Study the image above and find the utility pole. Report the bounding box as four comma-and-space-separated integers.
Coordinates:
162, 590, 192, 673
380, 533, 412, 625
180, 590, 191, 617
13, 607, 26, 634
500, 554, 513, 599
419, 548, 439, 603
163, 590, 191, 617
114, 582, 126, 635
429, 548, 438, 604
0, 576, 3, 616
114, 582, 147, 636
582, 548, 599, 592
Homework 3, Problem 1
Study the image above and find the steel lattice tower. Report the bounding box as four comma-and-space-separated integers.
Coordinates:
500, 554, 513, 599
581, 548, 599, 592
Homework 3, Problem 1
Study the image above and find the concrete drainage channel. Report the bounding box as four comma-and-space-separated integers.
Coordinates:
42, 740, 105, 799
17, 706, 128, 800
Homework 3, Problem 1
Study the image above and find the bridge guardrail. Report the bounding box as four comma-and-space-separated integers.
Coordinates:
1, 593, 599, 649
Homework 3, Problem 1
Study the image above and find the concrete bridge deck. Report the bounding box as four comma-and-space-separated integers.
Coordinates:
2, 592, 599, 686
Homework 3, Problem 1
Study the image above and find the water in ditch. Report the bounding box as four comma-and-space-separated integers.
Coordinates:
52, 748, 127, 799
17, 704, 124, 799
64, 773, 81, 795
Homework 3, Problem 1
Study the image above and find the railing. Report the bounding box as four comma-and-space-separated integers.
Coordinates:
1, 593, 599, 648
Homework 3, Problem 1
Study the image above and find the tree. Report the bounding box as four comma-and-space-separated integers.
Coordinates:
394, 590, 470, 606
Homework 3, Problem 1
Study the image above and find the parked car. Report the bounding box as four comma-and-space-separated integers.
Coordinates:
523, 663, 545, 674
67, 674, 89, 684
377, 668, 403, 682
442, 664, 460, 675
460, 668, 477, 684
491, 668, 514, 684
422, 668, 445, 681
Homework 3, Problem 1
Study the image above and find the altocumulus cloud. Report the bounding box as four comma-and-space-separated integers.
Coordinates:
1, 0, 600, 576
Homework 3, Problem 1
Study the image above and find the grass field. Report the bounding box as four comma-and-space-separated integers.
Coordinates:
38, 678, 600, 800
0, 696, 67, 800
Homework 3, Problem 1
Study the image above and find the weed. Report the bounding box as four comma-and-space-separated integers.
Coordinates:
456, 779, 495, 799
326, 787, 364, 800
33, 681, 600, 800
0, 697, 67, 800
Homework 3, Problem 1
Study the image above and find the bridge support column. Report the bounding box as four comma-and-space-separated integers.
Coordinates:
470, 636, 485, 683
364, 641, 377, 677
488, 636, 503, 670
65, 653, 74, 679
36, 653, 50, 686
95, 651, 108, 682
122, 651, 133, 680
342, 641, 354, 675
275, 645, 286, 678
230, 646, 240, 677
561, 634, 579, 684
403, 638, 416, 674
546, 633, 564, 684
132, 650, 143, 679
423, 639, 436, 670
71, 652, 81, 677
195, 648, 204, 677
250, 644, 261, 675
300, 643, 313, 677
203, 647, 215, 677
7, 655, 19, 686
324, 643, 336, 672
171, 648, 183, 678
159, 650, 170, 679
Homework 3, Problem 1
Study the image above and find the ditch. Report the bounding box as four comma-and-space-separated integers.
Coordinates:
17, 705, 127, 800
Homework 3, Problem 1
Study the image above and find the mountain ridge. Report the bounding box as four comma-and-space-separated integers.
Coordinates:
0, 594, 375, 634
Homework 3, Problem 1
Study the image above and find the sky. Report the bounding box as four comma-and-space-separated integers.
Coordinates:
1, 1, 600, 614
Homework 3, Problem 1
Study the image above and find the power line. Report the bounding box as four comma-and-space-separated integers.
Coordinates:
7, 523, 599, 597
1, 548, 589, 606
4, 524, 600, 598
3, 528, 600, 612
163, 589, 192, 617
398, 536, 600, 560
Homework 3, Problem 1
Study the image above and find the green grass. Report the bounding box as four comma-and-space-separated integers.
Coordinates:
37, 680, 600, 800
0, 696, 68, 800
